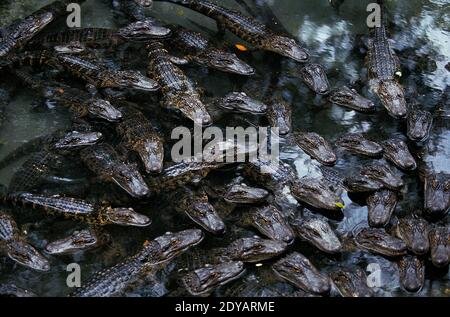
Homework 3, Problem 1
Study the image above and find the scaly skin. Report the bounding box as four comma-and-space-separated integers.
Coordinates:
406, 108, 433, 142
354, 227, 407, 257
428, 225, 449, 268
116, 105, 164, 174
169, 26, 254, 75
0, 211, 50, 271
146, 40, 212, 126
242, 160, 298, 193
266, 99, 292, 135
45, 228, 108, 254
80, 144, 150, 198
330, 268, 373, 297
359, 164, 404, 190
329, 86, 375, 112
366, 189, 398, 228
298, 63, 330, 95
157, 0, 309, 62
291, 215, 342, 254
366, 1, 406, 118
70, 229, 204, 297
423, 172, 449, 218
12, 192, 151, 227
290, 177, 344, 211
272, 252, 331, 295
293, 131, 337, 166
382, 138, 417, 171
213, 92, 267, 114
394, 216, 429, 255
336, 133, 383, 157
397, 255, 425, 293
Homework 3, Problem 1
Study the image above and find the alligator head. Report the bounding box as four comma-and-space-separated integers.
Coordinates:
6, 241, 50, 272
294, 132, 337, 166
291, 216, 342, 253
266, 100, 292, 135
216, 92, 267, 114
360, 164, 404, 190
117, 20, 171, 40
244, 205, 295, 244
223, 183, 269, 204
395, 216, 429, 255
145, 229, 205, 265
272, 252, 330, 295
428, 226, 449, 267
299, 63, 330, 95
54, 41, 87, 54
224, 236, 287, 263
104, 70, 159, 91
344, 175, 384, 193
87, 99, 123, 122
290, 178, 344, 211
166, 93, 212, 126
354, 227, 407, 257
181, 261, 245, 296
45, 229, 100, 254
382, 138, 417, 171
336, 133, 383, 157
101, 207, 151, 227
262, 35, 309, 63
195, 49, 255, 75
423, 173, 450, 218
375, 79, 407, 118
329, 86, 375, 112
111, 163, 150, 198
53, 131, 103, 149
330, 268, 374, 297
406, 108, 433, 142
397, 255, 425, 293
366, 190, 398, 228
131, 138, 164, 174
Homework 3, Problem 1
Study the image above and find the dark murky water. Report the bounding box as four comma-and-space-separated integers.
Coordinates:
0, 0, 449, 297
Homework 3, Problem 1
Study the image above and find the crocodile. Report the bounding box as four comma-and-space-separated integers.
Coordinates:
156, 0, 309, 62
266, 98, 292, 136
11, 192, 151, 227
80, 144, 150, 198
291, 215, 342, 254
366, 0, 407, 118
423, 172, 449, 218
428, 225, 449, 268
397, 255, 425, 293
393, 215, 429, 255
272, 252, 330, 295
366, 189, 398, 228
329, 86, 376, 113
44, 228, 109, 254
169, 186, 226, 234
0, 211, 50, 271
169, 26, 255, 75
70, 229, 204, 297
336, 133, 383, 157
382, 138, 417, 171
241, 205, 295, 244
330, 267, 374, 297
180, 261, 245, 296
28, 21, 171, 51
116, 105, 164, 174
293, 131, 337, 166
298, 63, 330, 95
354, 227, 407, 257
146, 40, 212, 126
406, 107, 433, 142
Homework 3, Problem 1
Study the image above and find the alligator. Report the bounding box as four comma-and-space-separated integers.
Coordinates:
44, 228, 108, 254
272, 252, 331, 295
27, 21, 171, 51
156, 0, 309, 62
406, 107, 433, 142
382, 138, 417, 171
116, 105, 164, 174
397, 255, 425, 293
329, 86, 376, 113
0, 211, 50, 271
146, 40, 212, 126
366, 0, 407, 118
291, 215, 342, 254
428, 225, 449, 268
205, 178, 269, 205
242, 160, 297, 193
354, 227, 407, 257
423, 172, 449, 218
180, 261, 245, 296
241, 205, 295, 244
168, 186, 226, 234
266, 98, 292, 136
298, 63, 330, 95
393, 215, 429, 255
0, 284, 37, 297
336, 133, 383, 157
169, 26, 255, 75
10, 192, 151, 227
366, 189, 398, 228
345, 164, 404, 193
212, 91, 267, 115
80, 144, 150, 198
330, 268, 374, 297
70, 229, 204, 297
293, 131, 337, 166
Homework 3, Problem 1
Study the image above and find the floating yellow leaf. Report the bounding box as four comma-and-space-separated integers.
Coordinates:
235, 44, 248, 52
335, 202, 345, 209
255, 263, 263, 267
